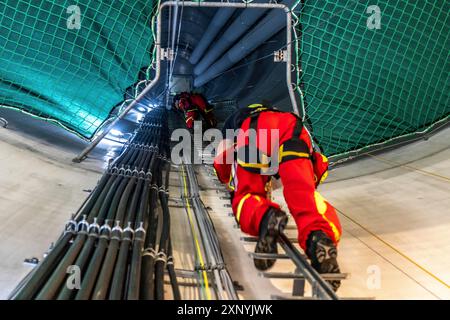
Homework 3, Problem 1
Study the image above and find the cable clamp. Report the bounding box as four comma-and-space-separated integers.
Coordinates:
99, 221, 112, 237
112, 220, 123, 234
195, 264, 209, 272
124, 168, 133, 177
117, 167, 126, 177
138, 170, 146, 179
143, 247, 157, 258
211, 263, 226, 271
131, 168, 139, 177
77, 215, 89, 232
88, 217, 100, 234
123, 222, 135, 235
134, 222, 146, 237
111, 235, 121, 241
109, 166, 119, 175
65, 219, 77, 232
156, 251, 167, 263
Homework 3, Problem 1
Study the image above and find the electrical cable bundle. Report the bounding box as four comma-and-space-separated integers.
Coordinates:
10, 107, 180, 300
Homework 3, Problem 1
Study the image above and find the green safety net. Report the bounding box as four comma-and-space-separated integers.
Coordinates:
0, 0, 448, 155
295, 0, 450, 156
0, 0, 157, 138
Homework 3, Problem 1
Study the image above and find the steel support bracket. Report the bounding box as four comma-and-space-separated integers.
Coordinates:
161, 48, 174, 61
274, 50, 288, 62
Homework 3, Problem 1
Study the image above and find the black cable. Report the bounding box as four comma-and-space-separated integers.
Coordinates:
56, 230, 98, 300
91, 228, 121, 300
108, 227, 133, 300
155, 163, 171, 300
139, 158, 161, 299
74, 225, 110, 300
167, 240, 181, 300
14, 107, 179, 301
35, 232, 87, 299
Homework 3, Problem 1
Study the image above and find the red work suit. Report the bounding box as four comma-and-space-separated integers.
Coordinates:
176, 92, 217, 129
214, 110, 342, 250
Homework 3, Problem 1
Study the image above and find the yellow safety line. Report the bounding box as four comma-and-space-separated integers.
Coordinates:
367, 154, 450, 182
181, 165, 212, 300
337, 208, 450, 289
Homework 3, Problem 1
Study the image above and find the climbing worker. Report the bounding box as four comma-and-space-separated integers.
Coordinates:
213, 103, 342, 291
172, 92, 217, 130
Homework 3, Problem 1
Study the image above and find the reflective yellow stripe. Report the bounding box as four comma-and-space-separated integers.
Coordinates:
250, 107, 268, 114
186, 116, 194, 123
205, 108, 213, 113
320, 170, 329, 184
280, 151, 310, 159
236, 194, 252, 222
278, 144, 310, 163
237, 159, 269, 169
278, 144, 284, 163
247, 103, 269, 114
316, 153, 329, 184
314, 192, 341, 241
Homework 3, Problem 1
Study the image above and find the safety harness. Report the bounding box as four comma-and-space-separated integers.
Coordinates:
236, 106, 310, 171
235, 104, 329, 186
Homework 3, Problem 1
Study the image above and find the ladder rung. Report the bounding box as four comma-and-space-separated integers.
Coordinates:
173, 268, 199, 279
248, 252, 290, 259
271, 294, 373, 300
240, 236, 298, 243
168, 204, 185, 208
339, 297, 376, 300
260, 271, 349, 281
271, 294, 317, 300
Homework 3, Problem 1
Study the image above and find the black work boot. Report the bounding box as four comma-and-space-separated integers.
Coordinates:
253, 208, 288, 271
306, 230, 341, 292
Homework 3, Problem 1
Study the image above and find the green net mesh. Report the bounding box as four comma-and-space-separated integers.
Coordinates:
0, 0, 157, 138
294, 0, 450, 157
0, 0, 448, 155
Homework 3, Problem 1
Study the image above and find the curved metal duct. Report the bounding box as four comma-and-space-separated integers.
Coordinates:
188, 6, 237, 65
193, 1, 269, 76
194, 0, 294, 88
